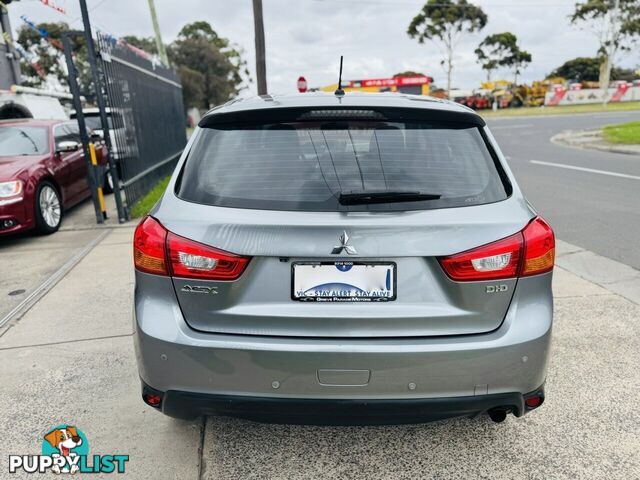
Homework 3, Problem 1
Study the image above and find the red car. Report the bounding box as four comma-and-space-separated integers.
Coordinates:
0, 119, 109, 236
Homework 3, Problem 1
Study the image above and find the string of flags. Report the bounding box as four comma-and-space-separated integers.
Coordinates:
19, 15, 64, 51
17, 8, 165, 66
6, 0, 166, 81
40, 0, 66, 15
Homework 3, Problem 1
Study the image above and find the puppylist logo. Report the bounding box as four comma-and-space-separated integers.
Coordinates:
9, 425, 129, 475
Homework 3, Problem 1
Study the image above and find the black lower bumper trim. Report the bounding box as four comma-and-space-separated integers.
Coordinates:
144, 383, 544, 425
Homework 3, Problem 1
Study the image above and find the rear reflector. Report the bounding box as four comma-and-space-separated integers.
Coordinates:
438, 216, 554, 282
133, 216, 250, 280
143, 393, 162, 408
525, 395, 543, 409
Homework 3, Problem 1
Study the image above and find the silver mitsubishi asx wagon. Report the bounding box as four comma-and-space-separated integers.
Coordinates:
133, 92, 554, 424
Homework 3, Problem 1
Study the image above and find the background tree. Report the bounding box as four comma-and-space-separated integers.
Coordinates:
504, 45, 532, 85
408, 0, 487, 97
392, 70, 427, 77
475, 32, 511, 82
570, 0, 640, 89
124, 23, 250, 110
168, 21, 250, 109
548, 56, 640, 82
475, 32, 531, 84
120, 35, 158, 55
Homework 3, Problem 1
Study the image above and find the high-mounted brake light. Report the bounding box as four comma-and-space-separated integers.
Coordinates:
133, 216, 250, 280
438, 216, 554, 282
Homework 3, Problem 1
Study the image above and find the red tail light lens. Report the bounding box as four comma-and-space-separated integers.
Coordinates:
134, 216, 250, 280
167, 233, 250, 280
439, 233, 523, 281
133, 216, 168, 275
438, 216, 554, 282
521, 216, 555, 277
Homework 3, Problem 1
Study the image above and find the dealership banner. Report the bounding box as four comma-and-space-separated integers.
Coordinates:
545, 84, 640, 106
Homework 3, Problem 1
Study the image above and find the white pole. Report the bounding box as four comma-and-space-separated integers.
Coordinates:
602, 0, 620, 106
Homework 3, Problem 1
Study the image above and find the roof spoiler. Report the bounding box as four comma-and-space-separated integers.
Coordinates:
199, 106, 486, 128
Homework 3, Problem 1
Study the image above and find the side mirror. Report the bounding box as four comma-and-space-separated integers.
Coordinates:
56, 141, 80, 153
90, 130, 104, 141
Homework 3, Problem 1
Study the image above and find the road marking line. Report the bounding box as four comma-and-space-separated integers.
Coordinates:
530, 160, 640, 181
0, 229, 111, 332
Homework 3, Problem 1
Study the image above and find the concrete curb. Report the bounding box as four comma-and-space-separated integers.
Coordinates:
556, 239, 640, 306
551, 130, 640, 156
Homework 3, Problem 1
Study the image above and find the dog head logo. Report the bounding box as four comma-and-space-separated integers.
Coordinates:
42, 425, 89, 474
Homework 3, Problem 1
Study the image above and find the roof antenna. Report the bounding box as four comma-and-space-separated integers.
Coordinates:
334, 55, 345, 97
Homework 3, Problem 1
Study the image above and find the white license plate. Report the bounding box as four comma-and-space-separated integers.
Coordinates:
292, 262, 396, 302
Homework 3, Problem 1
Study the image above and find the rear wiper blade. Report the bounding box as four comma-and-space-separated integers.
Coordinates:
338, 190, 441, 205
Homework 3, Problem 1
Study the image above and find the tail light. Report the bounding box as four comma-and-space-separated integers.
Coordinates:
521, 216, 555, 276
167, 233, 249, 280
133, 216, 250, 280
133, 216, 168, 275
439, 216, 554, 281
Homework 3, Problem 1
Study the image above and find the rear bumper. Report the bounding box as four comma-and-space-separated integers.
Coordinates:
134, 271, 553, 419
142, 381, 545, 424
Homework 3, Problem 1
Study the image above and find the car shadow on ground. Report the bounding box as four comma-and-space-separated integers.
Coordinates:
200, 415, 511, 479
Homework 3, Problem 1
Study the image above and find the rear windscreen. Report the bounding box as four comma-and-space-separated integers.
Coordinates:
177, 120, 509, 211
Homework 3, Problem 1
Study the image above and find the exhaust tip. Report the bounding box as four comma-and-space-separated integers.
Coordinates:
488, 408, 507, 423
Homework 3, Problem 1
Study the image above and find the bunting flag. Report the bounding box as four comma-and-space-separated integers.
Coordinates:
40, 0, 66, 14
20, 13, 161, 66
20, 15, 64, 51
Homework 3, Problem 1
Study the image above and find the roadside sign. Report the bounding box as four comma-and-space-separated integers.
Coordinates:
348, 76, 432, 88
297, 76, 307, 93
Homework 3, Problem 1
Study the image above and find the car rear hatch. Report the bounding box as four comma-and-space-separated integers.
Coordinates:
153, 105, 534, 338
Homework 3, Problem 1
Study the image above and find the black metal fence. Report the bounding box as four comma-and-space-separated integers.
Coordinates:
96, 34, 186, 216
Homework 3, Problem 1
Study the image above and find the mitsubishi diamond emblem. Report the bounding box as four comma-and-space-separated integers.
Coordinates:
331, 231, 357, 255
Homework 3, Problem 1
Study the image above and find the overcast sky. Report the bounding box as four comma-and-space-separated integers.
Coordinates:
8, 0, 640, 96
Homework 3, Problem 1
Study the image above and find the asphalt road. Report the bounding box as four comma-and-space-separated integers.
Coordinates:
487, 111, 640, 270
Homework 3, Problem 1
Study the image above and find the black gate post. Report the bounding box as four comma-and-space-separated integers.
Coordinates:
78, 0, 127, 223
62, 33, 104, 225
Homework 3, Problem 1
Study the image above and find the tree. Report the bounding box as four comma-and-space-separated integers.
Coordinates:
548, 57, 601, 81
570, 0, 640, 90
125, 23, 250, 109
548, 56, 640, 82
505, 46, 532, 86
475, 32, 531, 84
393, 71, 426, 77
169, 21, 250, 109
408, 0, 487, 98
120, 35, 158, 55
475, 32, 510, 82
